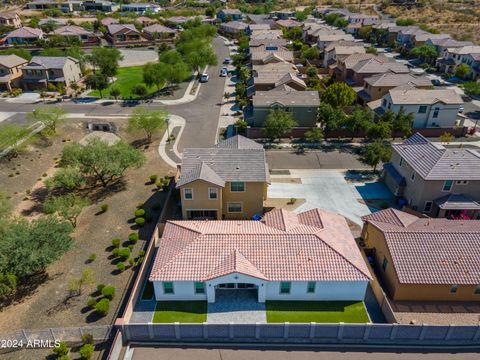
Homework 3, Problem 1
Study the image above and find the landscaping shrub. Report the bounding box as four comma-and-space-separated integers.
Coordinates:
116, 262, 125, 272
128, 258, 135, 266
128, 244, 134, 251
138, 250, 145, 257
149, 174, 158, 183
86, 297, 97, 308
101, 285, 116, 300
88, 253, 96, 262
134, 209, 145, 217
128, 233, 138, 243
136, 256, 144, 265
95, 298, 110, 316
81, 333, 94, 344
79, 343, 94, 360
155, 181, 164, 191
53, 341, 69, 357
100, 203, 108, 212
118, 248, 131, 259
96, 283, 105, 292
112, 248, 119, 257
135, 217, 145, 226
111, 238, 120, 248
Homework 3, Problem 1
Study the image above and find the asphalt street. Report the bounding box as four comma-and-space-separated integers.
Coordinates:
0, 36, 230, 151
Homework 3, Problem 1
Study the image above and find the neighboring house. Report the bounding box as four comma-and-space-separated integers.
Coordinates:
250, 29, 283, 40
425, 37, 473, 56
106, 24, 147, 45
333, 53, 377, 82
53, 25, 99, 44
250, 63, 306, 93
136, 16, 156, 26
269, 10, 295, 20
5, 26, 43, 45
0, 12, 21, 29
358, 71, 432, 103
395, 27, 429, 49
323, 40, 365, 68
142, 24, 176, 40
82, 0, 119, 12
26, 0, 83, 13
245, 87, 320, 127
21, 56, 82, 90
219, 21, 248, 37
412, 32, 450, 47
368, 86, 462, 128
361, 208, 480, 301
0, 54, 28, 91
249, 38, 287, 48
382, 133, 480, 217
436, 46, 480, 80
217, 9, 243, 22
302, 23, 335, 45
250, 45, 294, 65
120, 3, 161, 14
165, 16, 190, 27
348, 13, 379, 25
276, 19, 301, 29
347, 56, 409, 86
247, 23, 271, 34
100, 17, 118, 26
176, 135, 269, 220
39, 17, 67, 27
316, 30, 355, 51
150, 207, 372, 303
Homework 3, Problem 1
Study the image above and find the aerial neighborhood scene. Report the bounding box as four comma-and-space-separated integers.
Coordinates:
0, 0, 480, 359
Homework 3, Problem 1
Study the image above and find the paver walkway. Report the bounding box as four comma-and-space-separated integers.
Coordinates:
207, 290, 266, 324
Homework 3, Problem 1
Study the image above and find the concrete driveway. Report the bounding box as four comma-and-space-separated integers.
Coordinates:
268, 170, 394, 226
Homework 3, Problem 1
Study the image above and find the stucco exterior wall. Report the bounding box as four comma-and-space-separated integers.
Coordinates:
153, 280, 208, 301
265, 281, 368, 301
179, 180, 223, 220
221, 181, 265, 220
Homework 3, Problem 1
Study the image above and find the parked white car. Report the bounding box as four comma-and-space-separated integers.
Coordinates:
200, 73, 209, 83
219, 68, 228, 77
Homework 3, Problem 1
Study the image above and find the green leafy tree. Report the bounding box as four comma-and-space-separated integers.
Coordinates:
342, 107, 373, 139
85, 74, 109, 98
263, 109, 297, 141
110, 87, 121, 100
463, 81, 480, 96
45, 167, 86, 191
0, 273, 17, 297
295, 10, 308, 22
302, 46, 320, 60
366, 46, 378, 55
366, 118, 393, 141
131, 84, 148, 98
409, 45, 437, 64
89, 47, 123, 78
44, 195, 91, 227
234, 119, 248, 134
0, 124, 30, 157
306, 66, 318, 78
361, 141, 392, 172
455, 64, 470, 79
27, 106, 66, 135
0, 48, 32, 61
305, 127, 324, 143
284, 26, 303, 40
53, 342, 69, 358
143, 62, 165, 91
358, 25, 373, 40
321, 82, 356, 108
79, 343, 94, 360
317, 103, 345, 139
440, 132, 454, 144
60, 139, 145, 188
391, 107, 414, 137
0, 216, 73, 278
185, 44, 218, 75
127, 107, 168, 143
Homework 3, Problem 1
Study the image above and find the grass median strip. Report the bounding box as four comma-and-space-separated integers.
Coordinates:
152, 301, 207, 323
266, 301, 369, 323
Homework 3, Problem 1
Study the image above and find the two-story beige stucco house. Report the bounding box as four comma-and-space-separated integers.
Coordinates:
0, 54, 28, 91
383, 133, 480, 219
176, 135, 269, 220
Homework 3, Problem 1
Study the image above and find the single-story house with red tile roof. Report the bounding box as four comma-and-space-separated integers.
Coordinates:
149, 208, 372, 303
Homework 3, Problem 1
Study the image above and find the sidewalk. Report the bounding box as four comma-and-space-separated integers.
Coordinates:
157, 114, 186, 168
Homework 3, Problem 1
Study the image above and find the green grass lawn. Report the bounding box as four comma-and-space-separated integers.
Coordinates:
152, 301, 207, 323
88, 66, 157, 99
266, 301, 369, 323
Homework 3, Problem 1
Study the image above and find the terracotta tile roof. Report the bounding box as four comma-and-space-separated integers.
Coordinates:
150, 208, 372, 282
107, 23, 139, 35
363, 209, 480, 285
250, 45, 294, 62
392, 133, 480, 180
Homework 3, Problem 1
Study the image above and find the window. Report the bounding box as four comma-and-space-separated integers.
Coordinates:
399, 158, 403, 167
432, 107, 439, 118
382, 257, 388, 271
194, 282, 205, 294
450, 284, 459, 293
456, 180, 468, 185
418, 105, 427, 113
475, 285, 480, 295
208, 187, 218, 200
423, 201, 433, 213
442, 180, 453, 192
307, 281, 316, 293
227, 202, 242, 213
163, 282, 174, 294
382, 99, 387, 107
230, 181, 245, 192
280, 282, 291, 294
410, 171, 415, 181
183, 188, 193, 200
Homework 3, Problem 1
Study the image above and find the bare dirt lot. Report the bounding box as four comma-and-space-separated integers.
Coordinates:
0, 120, 175, 358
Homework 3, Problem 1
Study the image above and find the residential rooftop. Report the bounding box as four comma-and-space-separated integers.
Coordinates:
253, 88, 319, 107
388, 87, 462, 105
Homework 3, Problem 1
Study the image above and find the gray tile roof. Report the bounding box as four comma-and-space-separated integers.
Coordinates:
388, 87, 462, 105
352, 57, 409, 74
177, 135, 269, 187
0, 54, 28, 68
253, 89, 319, 107
392, 133, 480, 180
435, 193, 480, 210
364, 72, 432, 87
26, 56, 76, 69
